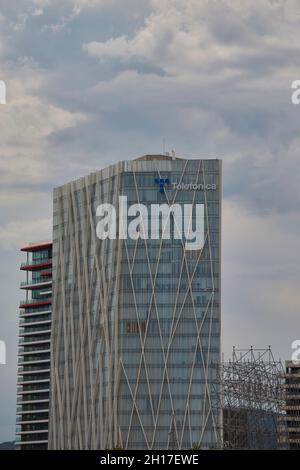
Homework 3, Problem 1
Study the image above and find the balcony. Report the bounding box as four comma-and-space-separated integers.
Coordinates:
20, 307, 51, 318
16, 429, 48, 435
21, 241, 52, 253
18, 357, 50, 366
17, 407, 49, 415
17, 416, 49, 425
19, 324, 51, 335
19, 338, 50, 347
17, 376, 50, 385
18, 387, 50, 395
16, 419, 48, 426
17, 397, 49, 405
38, 290, 52, 298
19, 298, 51, 309
20, 279, 52, 290
20, 258, 52, 272
18, 344, 51, 360
15, 431, 48, 443
18, 365, 50, 374
19, 317, 51, 327
40, 271, 52, 278
16, 438, 48, 445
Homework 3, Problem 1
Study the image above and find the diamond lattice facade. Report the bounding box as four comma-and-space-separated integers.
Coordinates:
48, 155, 222, 449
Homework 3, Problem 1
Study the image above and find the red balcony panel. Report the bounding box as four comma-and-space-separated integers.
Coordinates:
21, 241, 52, 253
19, 300, 52, 309
20, 261, 52, 271
40, 271, 52, 278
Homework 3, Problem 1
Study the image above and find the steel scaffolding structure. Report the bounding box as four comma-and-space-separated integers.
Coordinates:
215, 347, 287, 449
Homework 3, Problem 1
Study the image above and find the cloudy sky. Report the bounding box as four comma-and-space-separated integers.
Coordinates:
0, 0, 300, 442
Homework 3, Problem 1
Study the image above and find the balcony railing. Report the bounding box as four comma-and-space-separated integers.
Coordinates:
20, 279, 52, 289
17, 376, 50, 384
16, 437, 48, 444
16, 416, 48, 423
19, 298, 52, 309
18, 357, 50, 366
19, 324, 51, 334
18, 364, 50, 373
17, 398, 49, 405
17, 393, 49, 403
20, 307, 51, 317
20, 258, 52, 272
19, 338, 50, 346
19, 317, 51, 326
18, 350, 51, 362
18, 387, 49, 395
16, 428, 48, 435
17, 405, 49, 413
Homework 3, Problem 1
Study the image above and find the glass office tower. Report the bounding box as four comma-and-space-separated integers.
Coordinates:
16, 241, 52, 450
49, 155, 221, 449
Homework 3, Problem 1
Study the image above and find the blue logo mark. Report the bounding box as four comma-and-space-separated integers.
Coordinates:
154, 178, 170, 193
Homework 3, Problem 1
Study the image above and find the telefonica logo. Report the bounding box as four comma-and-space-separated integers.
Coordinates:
154, 178, 216, 192
0, 80, 6, 104
154, 178, 170, 193
96, 196, 205, 250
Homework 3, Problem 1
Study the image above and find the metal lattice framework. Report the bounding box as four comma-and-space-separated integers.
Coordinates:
48, 157, 222, 449
215, 347, 287, 449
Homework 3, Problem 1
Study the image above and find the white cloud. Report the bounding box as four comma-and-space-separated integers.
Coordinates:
0, 189, 49, 207
31, 0, 50, 5
0, 62, 89, 184
81, 0, 300, 218
222, 200, 300, 358
83, 0, 300, 80
0, 218, 52, 251
32, 8, 44, 17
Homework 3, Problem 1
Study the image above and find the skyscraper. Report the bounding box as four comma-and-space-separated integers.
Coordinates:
49, 155, 222, 449
16, 241, 52, 450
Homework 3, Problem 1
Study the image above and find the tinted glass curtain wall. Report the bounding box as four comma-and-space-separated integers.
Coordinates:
49, 155, 222, 450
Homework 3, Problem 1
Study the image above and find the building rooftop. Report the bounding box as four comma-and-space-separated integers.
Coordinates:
135, 154, 183, 161
21, 241, 53, 252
